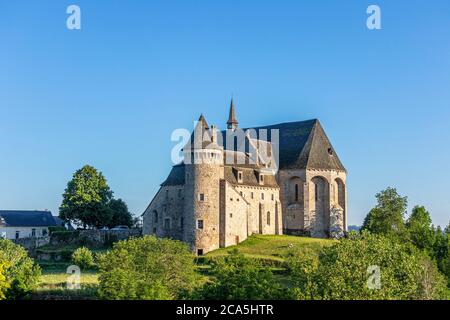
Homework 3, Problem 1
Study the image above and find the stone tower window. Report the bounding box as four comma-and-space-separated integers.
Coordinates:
271, 194, 274, 201
198, 193, 205, 202
295, 184, 299, 202
315, 184, 318, 201
165, 189, 169, 199
261, 193, 264, 200
251, 192, 254, 199
197, 219, 204, 229
230, 213, 233, 218
267, 212, 271, 225
259, 173, 264, 185
197, 249, 204, 256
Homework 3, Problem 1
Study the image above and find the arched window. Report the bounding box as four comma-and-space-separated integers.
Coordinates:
267, 211, 271, 225
295, 184, 299, 202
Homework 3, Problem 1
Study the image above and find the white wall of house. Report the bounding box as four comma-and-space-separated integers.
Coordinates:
0, 226, 50, 240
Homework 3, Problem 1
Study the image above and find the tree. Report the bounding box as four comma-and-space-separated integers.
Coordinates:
60, 165, 114, 228
107, 198, 133, 228
288, 232, 449, 300
194, 249, 290, 300
406, 206, 435, 252
97, 236, 197, 300
0, 240, 41, 299
362, 187, 408, 236
0, 253, 10, 300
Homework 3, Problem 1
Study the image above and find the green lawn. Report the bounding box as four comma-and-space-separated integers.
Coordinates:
205, 234, 333, 263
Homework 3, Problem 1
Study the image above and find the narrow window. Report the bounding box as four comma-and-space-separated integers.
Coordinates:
31, 228, 36, 237
197, 220, 204, 229
197, 249, 204, 256
271, 194, 274, 201
165, 189, 169, 199
251, 192, 254, 199
230, 213, 233, 218
15, 231, 20, 239
153, 210, 158, 223
315, 184, 318, 201
199, 193, 205, 201
164, 218, 171, 230
295, 184, 299, 202
267, 212, 271, 225
261, 193, 264, 200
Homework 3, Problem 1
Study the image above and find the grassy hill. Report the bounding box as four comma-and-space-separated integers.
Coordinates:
205, 234, 333, 265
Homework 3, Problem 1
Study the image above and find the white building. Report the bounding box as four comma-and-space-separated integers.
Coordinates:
0, 210, 57, 240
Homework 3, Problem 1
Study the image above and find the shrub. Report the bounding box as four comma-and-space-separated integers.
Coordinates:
97, 236, 197, 300
0, 239, 41, 299
72, 247, 95, 270
194, 249, 291, 300
287, 232, 449, 300
48, 226, 66, 234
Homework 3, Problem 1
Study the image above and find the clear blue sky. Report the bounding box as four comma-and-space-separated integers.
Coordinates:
1, 0, 449, 227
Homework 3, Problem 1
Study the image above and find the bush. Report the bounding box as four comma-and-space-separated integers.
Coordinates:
194, 249, 291, 300
72, 247, 95, 270
287, 232, 449, 300
48, 226, 66, 234
0, 239, 41, 299
97, 236, 197, 300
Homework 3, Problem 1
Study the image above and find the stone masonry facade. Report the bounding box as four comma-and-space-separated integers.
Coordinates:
143, 100, 347, 255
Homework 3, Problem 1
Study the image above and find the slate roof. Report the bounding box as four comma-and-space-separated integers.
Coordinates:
162, 118, 346, 187
0, 210, 57, 227
242, 119, 346, 171
224, 166, 279, 188
161, 164, 185, 186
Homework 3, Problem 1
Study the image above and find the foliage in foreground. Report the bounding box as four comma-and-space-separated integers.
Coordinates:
0, 239, 41, 300
194, 249, 291, 300
287, 232, 449, 300
97, 236, 197, 300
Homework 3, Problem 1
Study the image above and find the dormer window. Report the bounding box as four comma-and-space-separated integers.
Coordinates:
258, 173, 264, 185
328, 147, 333, 156
237, 171, 243, 183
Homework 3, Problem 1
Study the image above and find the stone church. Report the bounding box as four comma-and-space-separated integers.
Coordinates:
143, 100, 347, 255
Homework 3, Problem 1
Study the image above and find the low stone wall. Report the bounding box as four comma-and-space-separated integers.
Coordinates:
12, 236, 50, 255
49, 229, 142, 247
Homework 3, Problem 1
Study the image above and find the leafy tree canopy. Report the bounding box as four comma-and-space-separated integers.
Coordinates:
362, 187, 408, 236
97, 236, 197, 300
406, 206, 435, 252
59, 165, 133, 228
288, 232, 449, 300
0, 240, 41, 300
194, 249, 291, 300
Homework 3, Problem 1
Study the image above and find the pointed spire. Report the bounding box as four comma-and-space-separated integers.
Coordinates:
198, 114, 209, 129
227, 98, 238, 129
